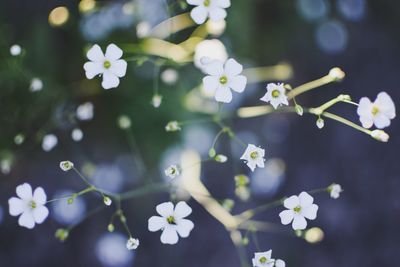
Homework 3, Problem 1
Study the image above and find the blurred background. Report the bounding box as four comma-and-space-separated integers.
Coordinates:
0, 0, 399, 266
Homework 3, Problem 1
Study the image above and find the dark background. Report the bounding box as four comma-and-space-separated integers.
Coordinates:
0, 0, 399, 266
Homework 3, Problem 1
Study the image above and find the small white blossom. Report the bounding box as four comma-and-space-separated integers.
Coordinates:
148, 201, 194, 245
260, 83, 289, 109
8, 183, 49, 229
126, 237, 140, 250
316, 118, 325, 129
202, 58, 247, 103
71, 128, 84, 141
279, 191, 318, 230
165, 165, 180, 179
117, 115, 132, 129
165, 121, 181, 132
10, 44, 22, 56
187, 0, 231, 25
252, 250, 274, 267
215, 154, 228, 163
42, 134, 58, 152
357, 92, 396, 129
60, 161, 74, 171
151, 95, 162, 108
76, 102, 94, 121
30, 78, 43, 92
328, 184, 343, 199
161, 69, 179, 85
240, 144, 265, 172
370, 129, 389, 142
103, 196, 112, 206
83, 44, 127, 89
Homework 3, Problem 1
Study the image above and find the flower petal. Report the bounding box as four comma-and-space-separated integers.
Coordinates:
8, 197, 25, 216
275, 259, 286, 267
203, 59, 224, 76
148, 216, 167, 232
18, 212, 35, 229
101, 71, 120, 89
299, 192, 314, 207
33, 187, 47, 205
374, 114, 391, 129
359, 114, 374, 129
84, 62, 103, 79
87, 44, 104, 62
187, 0, 203, 5
279, 209, 294, 225
176, 219, 194, 238
190, 6, 208, 24
209, 7, 227, 21
292, 214, 307, 230
357, 97, 372, 116
105, 44, 123, 61
16, 183, 32, 201
174, 201, 192, 219
215, 0, 231, 8
228, 75, 247, 93
156, 202, 174, 217
33, 206, 49, 224
376, 92, 396, 119
203, 75, 219, 91
301, 204, 318, 220
160, 226, 179, 244
109, 59, 127, 77
224, 58, 243, 76
283, 195, 299, 209
215, 86, 232, 103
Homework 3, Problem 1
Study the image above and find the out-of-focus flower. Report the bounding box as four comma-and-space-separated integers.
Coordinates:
96, 233, 135, 267
370, 129, 389, 142
165, 121, 181, 132
328, 183, 343, 199
240, 144, 265, 172
202, 58, 247, 103
161, 69, 179, 85
187, 0, 231, 24
215, 154, 228, 163
151, 94, 162, 108
42, 134, 58, 152
76, 102, 94, 121
30, 78, 43, 92
8, 183, 49, 229
126, 237, 140, 250
117, 115, 131, 129
103, 196, 112, 206
10, 44, 22, 56
148, 201, 194, 245
84, 44, 127, 89
194, 39, 228, 72
357, 92, 396, 129
60, 161, 74, 171
165, 165, 180, 179
275, 259, 286, 267
55, 228, 69, 242
71, 128, 84, 141
260, 83, 288, 109
279, 192, 318, 230
252, 250, 274, 267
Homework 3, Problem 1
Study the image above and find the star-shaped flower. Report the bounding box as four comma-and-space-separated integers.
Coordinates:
252, 250, 275, 267
260, 83, 289, 109
202, 58, 247, 103
148, 201, 194, 245
83, 44, 127, 89
240, 144, 265, 172
187, 0, 231, 25
357, 92, 395, 129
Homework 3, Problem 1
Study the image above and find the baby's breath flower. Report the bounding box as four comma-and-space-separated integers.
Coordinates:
126, 237, 140, 250
14, 134, 25, 145
151, 94, 162, 108
370, 129, 389, 142
103, 196, 112, 206
30, 78, 43, 92
10, 44, 22, 56
165, 121, 181, 132
235, 174, 249, 187
71, 128, 84, 142
295, 104, 304, 116
83, 44, 127, 89
240, 144, 265, 172
117, 115, 131, 129
260, 83, 289, 109
76, 102, 94, 121
316, 118, 325, 129
161, 69, 179, 85
165, 165, 180, 179
215, 154, 228, 163
252, 250, 274, 267
328, 184, 343, 199
279, 192, 318, 230
9, 183, 49, 229
187, 0, 231, 25
107, 223, 115, 232
42, 134, 58, 152
357, 92, 396, 129
60, 161, 74, 171
55, 228, 69, 242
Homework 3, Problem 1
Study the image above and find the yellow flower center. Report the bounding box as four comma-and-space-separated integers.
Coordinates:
219, 76, 228, 85
204, 0, 211, 7
272, 89, 280, 98
250, 151, 258, 160
29, 200, 37, 209
103, 60, 111, 69
259, 257, 267, 264
371, 105, 379, 115
167, 216, 176, 224
294, 205, 301, 213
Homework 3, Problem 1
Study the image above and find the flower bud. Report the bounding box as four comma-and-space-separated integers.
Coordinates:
316, 118, 324, 129
55, 229, 69, 242
215, 154, 228, 163
295, 105, 304, 116
208, 148, 216, 158
117, 115, 131, 129
234, 174, 249, 187
151, 94, 162, 108
107, 223, 115, 232
165, 121, 181, 132
328, 67, 345, 82
103, 196, 112, 206
370, 130, 389, 142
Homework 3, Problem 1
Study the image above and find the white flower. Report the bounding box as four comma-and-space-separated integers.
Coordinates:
103, 196, 112, 206
194, 39, 228, 72
71, 128, 84, 141
126, 237, 139, 250
328, 184, 343, 199
165, 165, 180, 179
148, 201, 194, 245
240, 144, 265, 172
316, 118, 325, 129
370, 129, 389, 142
10, 44, 22, 56
165, 121, 181, 132
357, 92, 396, 129
30, 78, 43, 92
275, 259, 286, 267
42, 134, 58, 152
76, 102, 94, 121
83, 44, 127, 89
187, 0, 231, 25
161, 69, 179, 85
252, 250, 274, 267
260, 83, 289, 109
8, 183, 49, 229
202, 58, 247, 103
151, 94, 162, 108
279, 191, 318, 230
60, 161, 74, 171
117, 115, 131, 129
